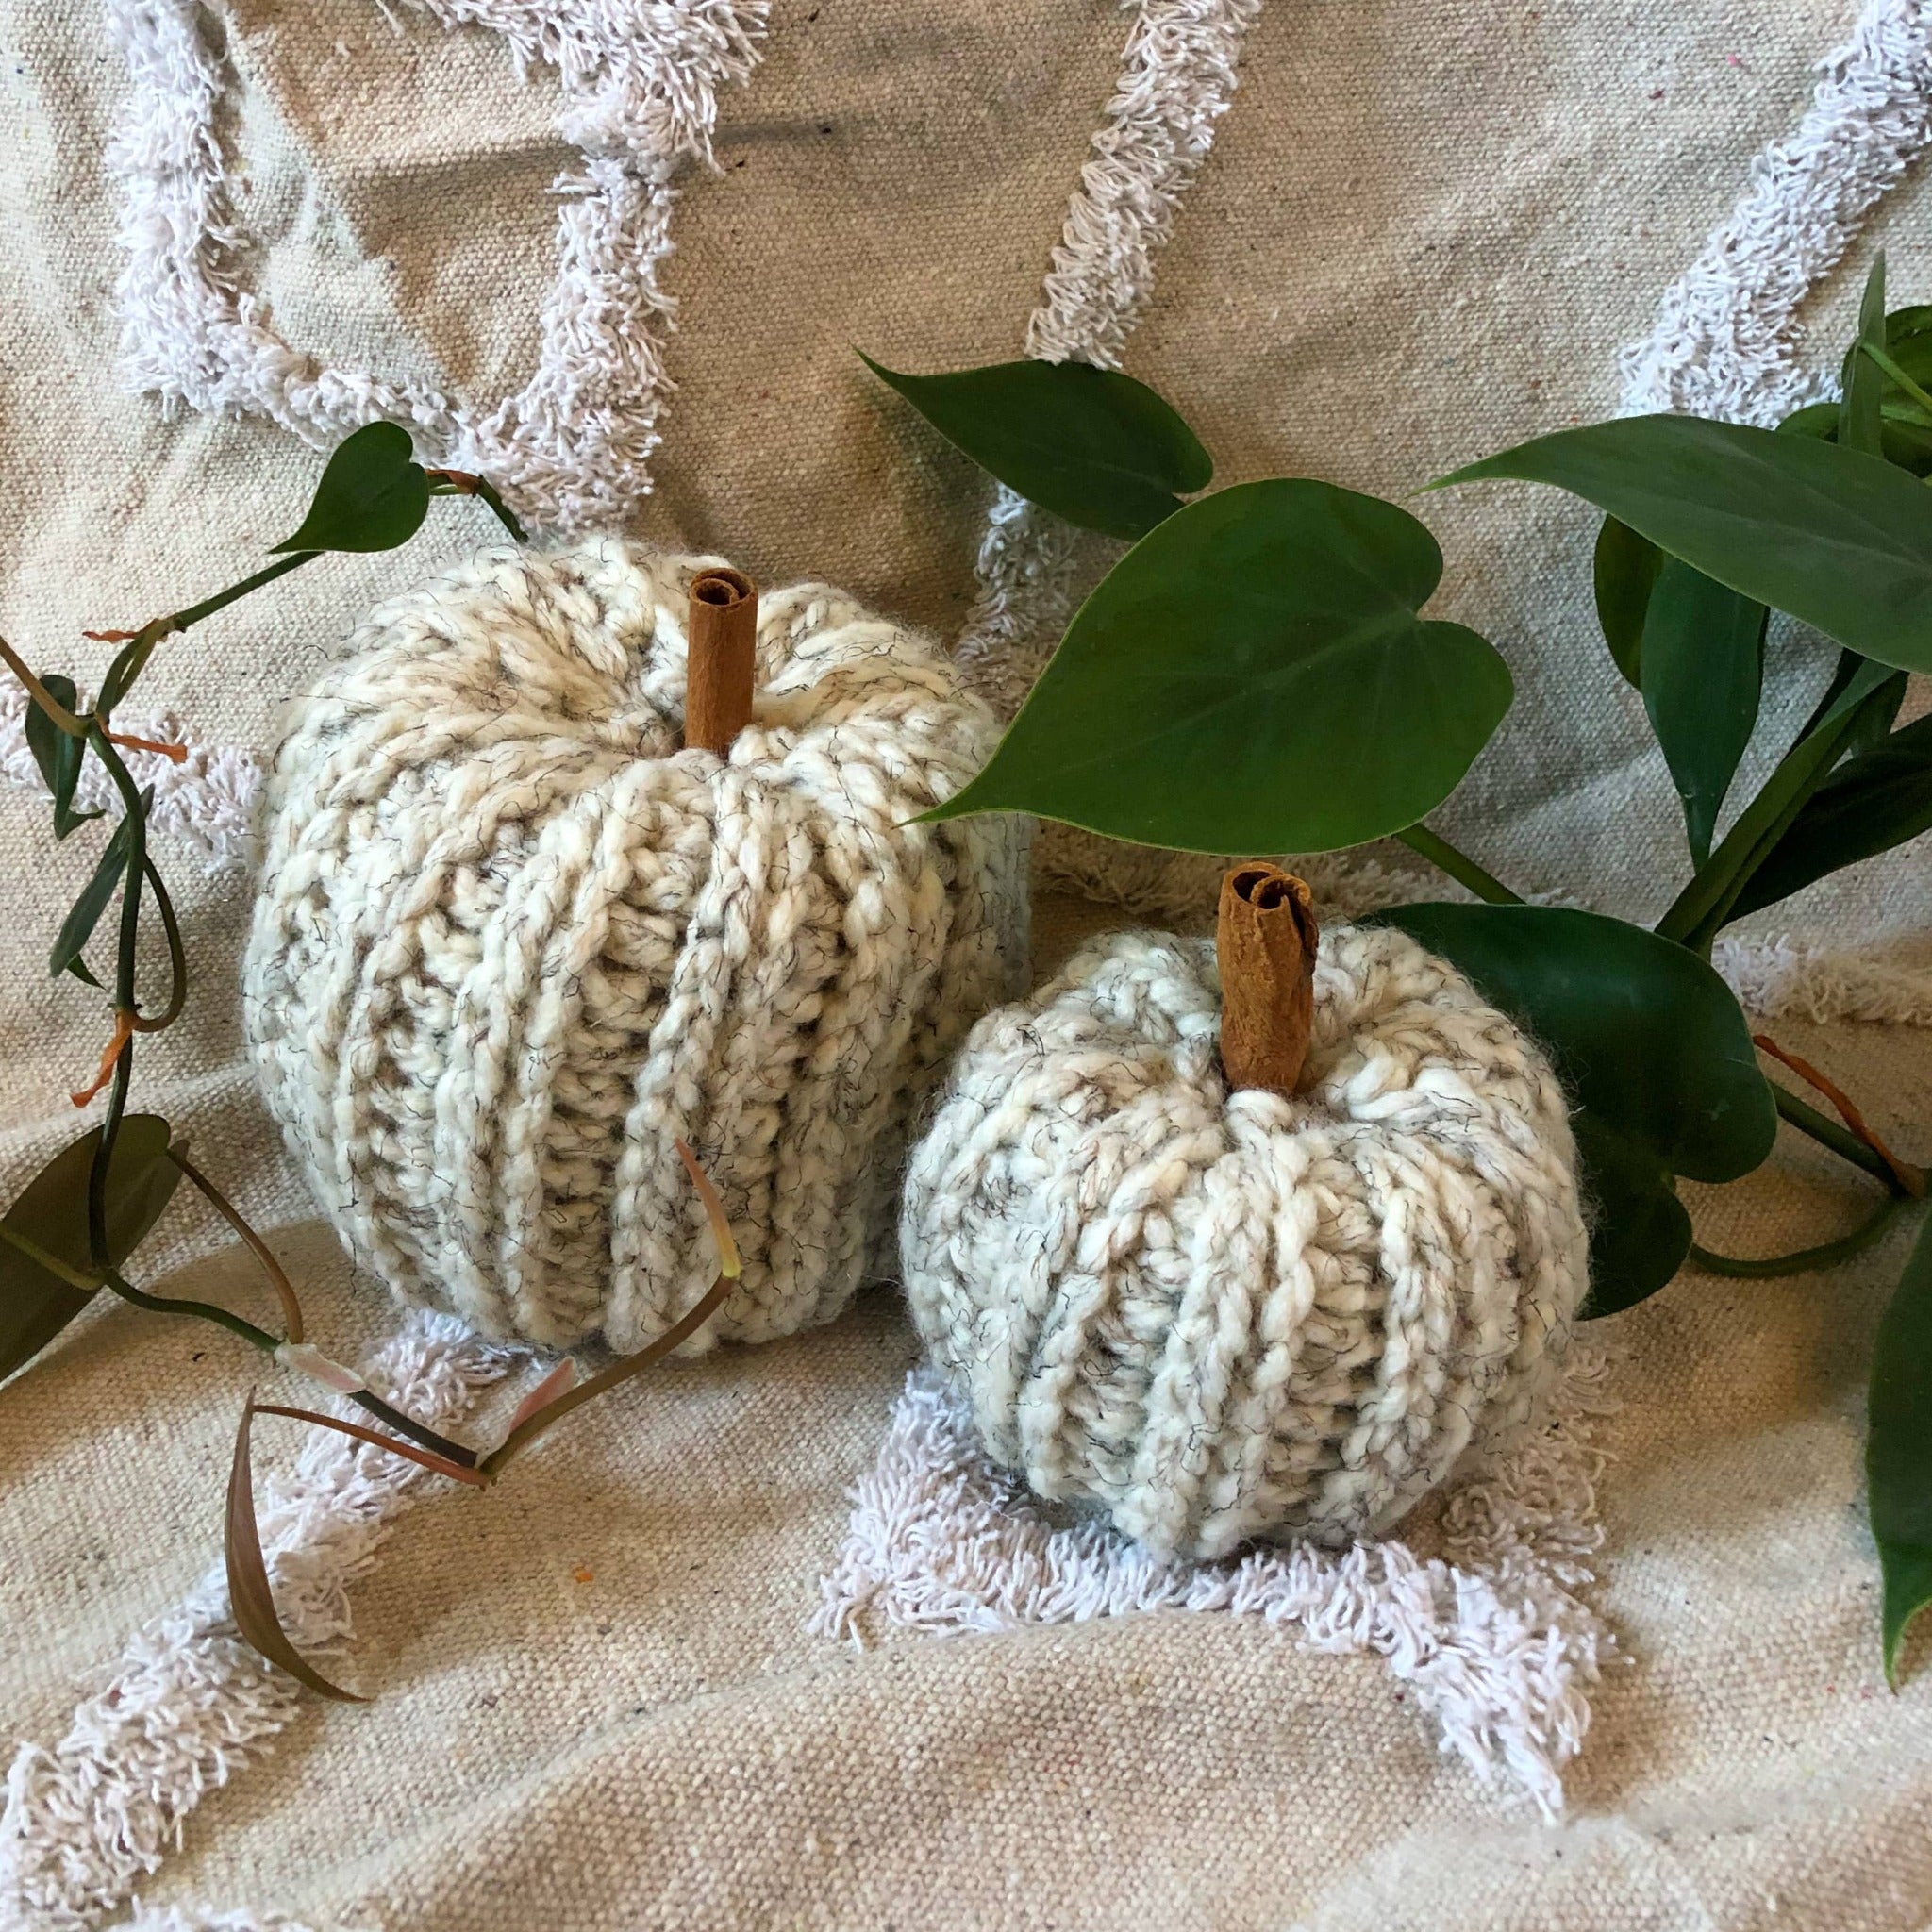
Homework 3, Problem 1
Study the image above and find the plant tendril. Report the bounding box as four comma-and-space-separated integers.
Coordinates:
1690, 1192, 1908, 1277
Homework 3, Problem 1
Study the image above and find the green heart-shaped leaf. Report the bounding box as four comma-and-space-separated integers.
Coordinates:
925, 479, 1513, 854
1374, 903, 1777, 1316
1566, 1117, 1694, 1317
1731, 708, 1932, 921
272, 421, 430, 555
1869, 1206, 1932, 1685
1638, 562, 1768, 867
1, 1116, 181, 1382
24, 674, 101, 841
861, 355, 1211, 541
1438, 415, 1932, 675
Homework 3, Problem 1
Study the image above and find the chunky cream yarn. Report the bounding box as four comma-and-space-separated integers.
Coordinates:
899, 924, 1590, 1560
245, 541, 1029, 1352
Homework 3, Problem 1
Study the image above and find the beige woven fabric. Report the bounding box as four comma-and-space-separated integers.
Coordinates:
3, 945, 1929, 1931
2, 0, 1931, 1924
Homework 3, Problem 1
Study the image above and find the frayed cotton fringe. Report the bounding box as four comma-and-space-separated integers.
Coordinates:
955, 0, 1264, 708
1025, 0, 1267, 370
1712, 930, 1932, 1026
108, 1907, 357, 1932
0, 685, 259, 874
1620, 0, 1932, 424
0, 1315, 510, 1932
810, 1347, 1616, 1823
105, 0, 764, 532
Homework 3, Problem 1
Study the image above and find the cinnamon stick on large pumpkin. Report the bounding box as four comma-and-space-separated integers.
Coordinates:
1217, 862, 1319, 1098
683, 566, 758, 755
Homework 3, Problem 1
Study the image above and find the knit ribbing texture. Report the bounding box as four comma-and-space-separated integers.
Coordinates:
244, 541, 1029, 1353
900, 924, 1590, 1560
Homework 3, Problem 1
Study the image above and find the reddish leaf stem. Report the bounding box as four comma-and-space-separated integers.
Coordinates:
104, 729, 188, 764
1755, 1033, 1927, 1198
251, 1403, 488, 1487
168, 1147, 306, 1343
71, 1010, 136, 1108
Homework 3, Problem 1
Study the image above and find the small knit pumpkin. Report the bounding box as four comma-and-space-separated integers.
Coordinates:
898, 914, 1589, 1560
245, 541, 1029, 1352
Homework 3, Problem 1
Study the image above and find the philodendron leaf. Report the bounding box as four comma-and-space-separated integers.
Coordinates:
23, 674, 100, 840
1374, 903, 1778, 1315
225, 1397, 365, 1701
0, 1116, 181, 1381
49, 788, 152, 979
1591, 517, 1661, 686
1729, 708, 1932, 921
1438, 415, 1932, 675
1776, 365, 1932, 476
860, 355, 1211, 541
1869, 1205, 1932, 1685
1639, 562, 1768, 867
272, 421, 430, 555
1657, 658, 1899, 946
1839, 255, 1889, 458
925, 479, 1513, 854
1566, 1117, 1693, 1318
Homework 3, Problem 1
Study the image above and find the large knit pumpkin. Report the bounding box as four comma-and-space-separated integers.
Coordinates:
899, 919, 1589, 1560
245, 541, 1029, 1352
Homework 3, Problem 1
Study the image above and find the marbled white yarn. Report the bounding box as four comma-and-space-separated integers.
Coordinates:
246, 541, 1029, 1353
899, 924, 1588, 1560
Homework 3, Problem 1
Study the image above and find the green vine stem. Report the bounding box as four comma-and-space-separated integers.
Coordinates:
346, 1391, 479, 1468
104, 1267, 478, 1464
130, 857, 187, 1033
1772, 1084, 1917, 1193
81, 730, 150, 1263
0, 633, 86, 735
95, 554, 322, 717
1396, 824, 1524, 905
99, 1262, 286, 1353
1859, 340, 1932, 420
0, 1221, 480, 1464
1690, 1192, 1909, 1278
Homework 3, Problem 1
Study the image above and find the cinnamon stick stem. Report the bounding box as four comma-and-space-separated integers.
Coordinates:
683, 567, 758, 756
1217, 864, 1319, 1098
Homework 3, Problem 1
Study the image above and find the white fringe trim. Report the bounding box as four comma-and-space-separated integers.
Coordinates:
0, 686, 260, 874
0, 1315, 510, 1932
109, 1908, 349, 1932
810, 1347, 1616, 1822
1712, 929, 1932, 1025
955, 0, 1265, 708
1024, 0, 1265, 371
106, 0, 765, 532
1619, 0, 1932, 424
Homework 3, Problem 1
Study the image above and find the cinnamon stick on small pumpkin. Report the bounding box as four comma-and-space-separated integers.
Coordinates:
1217, 863, 1319, 1098
683, 567, 758, 755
